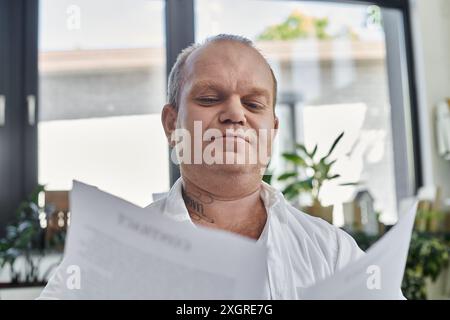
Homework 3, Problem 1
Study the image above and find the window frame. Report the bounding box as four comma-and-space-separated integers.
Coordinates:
0, 0, 422, 234
0, 0, 38, 236
181, 0, 423, 195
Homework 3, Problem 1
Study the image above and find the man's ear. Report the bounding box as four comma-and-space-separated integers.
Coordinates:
273, 116, 279, 138
161, 104, 178, 147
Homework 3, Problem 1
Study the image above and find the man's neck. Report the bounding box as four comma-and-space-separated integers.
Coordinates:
181, 174, 267, 240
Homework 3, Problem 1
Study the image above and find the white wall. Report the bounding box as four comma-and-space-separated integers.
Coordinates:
410, 0, 450, 198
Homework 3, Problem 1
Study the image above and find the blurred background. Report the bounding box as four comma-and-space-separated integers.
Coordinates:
0, 0, 449, 299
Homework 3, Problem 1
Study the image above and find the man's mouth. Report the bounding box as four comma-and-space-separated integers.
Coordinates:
211, 132, 250, 143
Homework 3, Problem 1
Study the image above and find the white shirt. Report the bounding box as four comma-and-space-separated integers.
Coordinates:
147, 177, 365, 299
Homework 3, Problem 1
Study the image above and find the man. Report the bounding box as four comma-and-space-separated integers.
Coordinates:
38, 34, 373, 300
155, 34, 365, 299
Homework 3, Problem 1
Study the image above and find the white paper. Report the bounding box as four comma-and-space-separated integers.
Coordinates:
40, 180, 417, 300
301, 201, 418, 299
41, 181, 268, 299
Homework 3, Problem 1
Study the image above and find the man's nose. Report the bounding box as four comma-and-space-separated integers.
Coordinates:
218, 96, 247, 126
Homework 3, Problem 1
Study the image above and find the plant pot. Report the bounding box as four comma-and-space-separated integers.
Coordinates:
0, 282, 46, 300
303, 201, 333, 224
415, 217, 427, 232
428, 218, 440, 233
377, 222, 385, 235
425, 265, 450, 299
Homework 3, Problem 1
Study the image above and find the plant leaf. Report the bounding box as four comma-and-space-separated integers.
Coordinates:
339, 182, 359, 186
262, 174, 273, 185
277, 172, 297, 181
282, 183, 299, 200
322, 131, 344, 160
311, 144, 318, 158
327, 159, 337, 167
295, 144, 311, 157
297, 178, 314, 190
282, 153, 307, 166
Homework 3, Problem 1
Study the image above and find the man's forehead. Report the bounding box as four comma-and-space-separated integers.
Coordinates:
183, 41, 273, 90
187, 78, 271, 98
186, 40, 253, 65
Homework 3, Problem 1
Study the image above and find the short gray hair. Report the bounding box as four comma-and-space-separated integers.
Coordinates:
167, 34, 277, 112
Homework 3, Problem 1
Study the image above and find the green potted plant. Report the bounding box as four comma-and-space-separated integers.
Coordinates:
401, 232, 450, 299
0, 185, 64, 290
277, 132, 356, 223
418, 209, 445, 233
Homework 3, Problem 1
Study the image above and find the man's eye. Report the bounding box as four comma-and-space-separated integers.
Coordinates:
197, 97, 219, 105
244, 102, 263, 110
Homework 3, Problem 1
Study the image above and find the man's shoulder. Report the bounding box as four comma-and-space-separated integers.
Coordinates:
282, 203, 339, 238
281, 203, 365, 269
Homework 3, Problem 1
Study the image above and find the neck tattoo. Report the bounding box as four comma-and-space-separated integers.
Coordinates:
182, 189, 215, 224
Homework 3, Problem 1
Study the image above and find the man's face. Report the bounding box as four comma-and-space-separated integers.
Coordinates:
166, 40, 278, 176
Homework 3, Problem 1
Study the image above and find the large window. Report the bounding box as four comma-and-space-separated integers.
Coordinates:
195, 0, 417, 225
0, 0, 421, 231
38, 0, 169, 206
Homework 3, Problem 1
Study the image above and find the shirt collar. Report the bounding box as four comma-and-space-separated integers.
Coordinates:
161, 176, 287, 225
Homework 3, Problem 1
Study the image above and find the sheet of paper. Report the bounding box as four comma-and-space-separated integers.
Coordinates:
40, 181, 268, 299
301, 201, 418, 299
